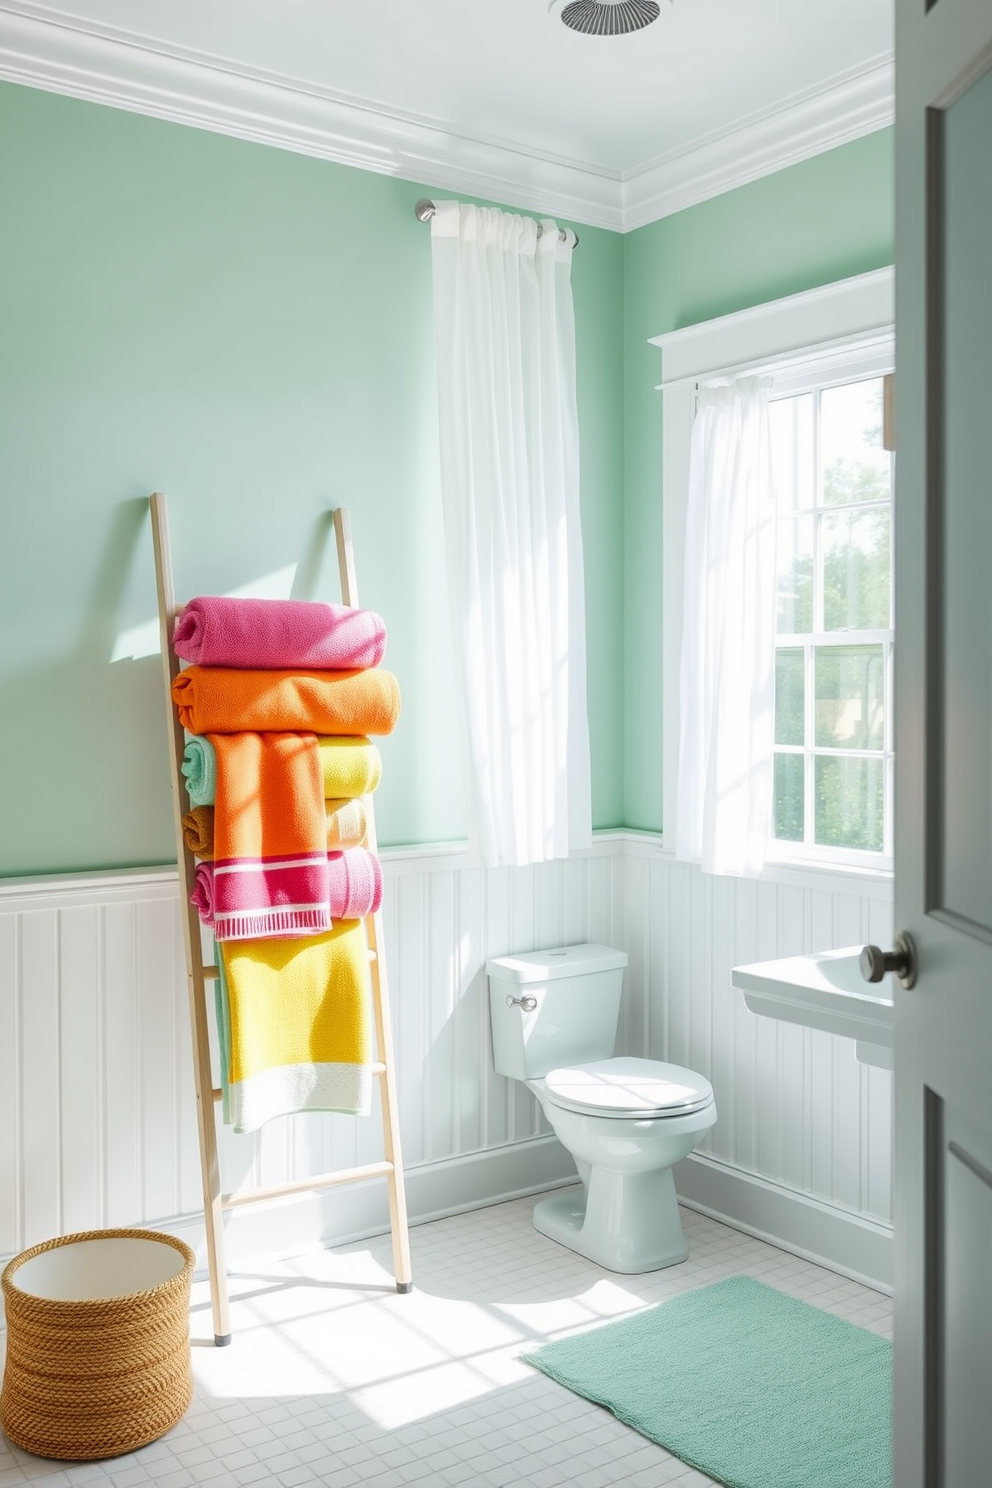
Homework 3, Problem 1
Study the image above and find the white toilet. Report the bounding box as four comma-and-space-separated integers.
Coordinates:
487, 942, 717, 1274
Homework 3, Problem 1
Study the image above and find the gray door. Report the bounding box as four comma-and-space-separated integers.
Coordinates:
894, 2, 992, 1484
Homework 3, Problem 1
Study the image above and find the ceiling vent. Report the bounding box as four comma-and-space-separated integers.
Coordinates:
558, 0, 661, 36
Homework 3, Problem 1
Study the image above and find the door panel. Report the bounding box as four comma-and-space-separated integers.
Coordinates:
938, 61, 992, 935
943, 1109, 992, 1487
895, 3, 992, 1486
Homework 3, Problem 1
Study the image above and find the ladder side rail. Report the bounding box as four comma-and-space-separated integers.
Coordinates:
332, 507, 413, 1291
149, 492, 232, 1345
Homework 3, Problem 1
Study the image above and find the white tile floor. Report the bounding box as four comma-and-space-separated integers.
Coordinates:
0, 1191, 892, 1488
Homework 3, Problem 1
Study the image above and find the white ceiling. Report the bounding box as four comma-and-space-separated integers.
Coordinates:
0, 0, 894, 228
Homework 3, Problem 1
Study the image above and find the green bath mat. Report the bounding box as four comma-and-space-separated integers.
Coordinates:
522, 1275, 891, 1488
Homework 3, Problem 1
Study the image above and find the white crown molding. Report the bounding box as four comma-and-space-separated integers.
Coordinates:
620, 54, 895, 231
0, 4, 893, 234
0, 3, 624, 229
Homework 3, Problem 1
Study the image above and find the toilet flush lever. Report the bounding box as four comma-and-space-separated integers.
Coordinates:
506, 994, 538, 1013
859, 932, 918, 990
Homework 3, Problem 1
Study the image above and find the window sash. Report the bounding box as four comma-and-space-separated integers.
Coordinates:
770, 369, 894, 865
656, 270, 895, 880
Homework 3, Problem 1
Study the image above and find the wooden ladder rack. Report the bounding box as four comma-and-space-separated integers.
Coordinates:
150, 492, 412, 1345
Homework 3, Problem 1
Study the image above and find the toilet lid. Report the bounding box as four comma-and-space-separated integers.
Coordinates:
543, 1057, 714, 1118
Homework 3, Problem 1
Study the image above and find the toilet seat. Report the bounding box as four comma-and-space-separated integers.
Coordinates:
543, 1056, 714, 1119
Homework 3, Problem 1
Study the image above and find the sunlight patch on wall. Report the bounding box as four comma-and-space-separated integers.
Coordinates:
110, 564, 299, 661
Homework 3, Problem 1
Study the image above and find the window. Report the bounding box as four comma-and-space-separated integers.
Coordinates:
655, 267, 895, 880
770, 372, 894, 866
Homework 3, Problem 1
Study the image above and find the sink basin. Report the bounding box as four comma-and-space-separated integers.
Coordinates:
731, 947, 894, 1069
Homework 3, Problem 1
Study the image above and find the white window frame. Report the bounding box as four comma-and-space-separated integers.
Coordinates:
653, 266, 895, 885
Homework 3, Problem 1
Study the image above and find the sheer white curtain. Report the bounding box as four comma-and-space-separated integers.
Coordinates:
675, 377, 777, 877
430, 200, 591, 868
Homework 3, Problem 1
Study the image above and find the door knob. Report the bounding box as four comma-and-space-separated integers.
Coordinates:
859, 932, 917, 990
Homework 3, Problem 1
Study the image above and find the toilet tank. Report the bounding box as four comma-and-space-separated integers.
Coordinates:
486, 943, 628, 1082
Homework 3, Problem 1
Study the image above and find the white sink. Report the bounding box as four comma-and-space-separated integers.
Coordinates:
731, 947, 894, 1070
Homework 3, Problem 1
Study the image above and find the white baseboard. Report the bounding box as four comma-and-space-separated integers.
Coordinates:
133, 1137, 577, 1281
674, 1152, 893, 1293
0, 1142, 890, 1338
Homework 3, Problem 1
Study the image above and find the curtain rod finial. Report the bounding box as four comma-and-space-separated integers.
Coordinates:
415, 198, 435, 223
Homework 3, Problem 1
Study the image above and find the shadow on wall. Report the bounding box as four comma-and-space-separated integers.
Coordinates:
291, 509, 337, 602
0, 494, 174, 876
423, 961, 547, 1164
0, 500, 348, 878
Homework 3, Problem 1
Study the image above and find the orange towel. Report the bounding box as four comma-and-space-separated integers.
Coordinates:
172, 666, 401, 737
183, 797, 368, 861
209, 733, 331, 941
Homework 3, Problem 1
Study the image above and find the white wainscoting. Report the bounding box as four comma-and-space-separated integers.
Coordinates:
0, 844, 622, 1273
620, 837, 895, 1286
0, 836, 895, 1288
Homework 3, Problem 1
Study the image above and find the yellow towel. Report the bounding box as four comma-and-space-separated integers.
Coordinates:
317, 737, 382, 799
219, 921, 373, 1133
325, 798, 368, 850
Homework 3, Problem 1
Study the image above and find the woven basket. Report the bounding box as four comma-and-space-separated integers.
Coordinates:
1, 1228, 194, 1461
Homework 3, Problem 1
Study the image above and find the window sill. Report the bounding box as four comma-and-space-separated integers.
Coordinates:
623, 832, 894, 900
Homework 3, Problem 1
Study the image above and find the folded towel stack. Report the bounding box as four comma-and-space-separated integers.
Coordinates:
171, 593, 399, 1133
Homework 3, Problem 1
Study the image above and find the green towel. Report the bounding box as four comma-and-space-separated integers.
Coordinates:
182, 736, 217, 807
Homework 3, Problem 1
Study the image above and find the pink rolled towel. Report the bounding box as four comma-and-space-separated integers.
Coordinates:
329, 848, 383, 920
174, 596, 387, 671
191, 848, 382, 930
191, 862, 215, 928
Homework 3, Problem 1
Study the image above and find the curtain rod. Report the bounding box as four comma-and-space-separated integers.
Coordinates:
414, 198, 579, 247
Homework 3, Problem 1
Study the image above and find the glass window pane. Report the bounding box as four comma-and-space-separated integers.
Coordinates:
820, 379, 892, 507
774, 753, 805, 841
777, 515, 814, 634
821, 507, 891, 630
815, 756, 884, 851
775, 649, 805, 745
814, 645, 885, 749
770, 393, 815, 516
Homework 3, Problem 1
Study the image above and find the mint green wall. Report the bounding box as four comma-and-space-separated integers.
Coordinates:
0, 82, 625, 876
0, 77, 894, 875
622, 129, 895, 830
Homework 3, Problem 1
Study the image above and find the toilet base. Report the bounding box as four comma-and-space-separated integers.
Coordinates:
532, 1166, 689, 1274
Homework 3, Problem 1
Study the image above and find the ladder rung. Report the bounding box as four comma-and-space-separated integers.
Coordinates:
221, 1159, 394, 1210
212, 1087, 223, 1102
202, 964, 219, 981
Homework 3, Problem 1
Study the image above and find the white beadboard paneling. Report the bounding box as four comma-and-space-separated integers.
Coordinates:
482, 865, 514, 1150
0, 847, 622, 1260
103, 899, 140, 1228
394, 871, 428, 1168
0, 839, 891, 1271
20, 909, 61, 1247
0, 913, 18, 1254
452, 870, 484, 1157
137, 896, 180, 1222
59, 906, 102, 1235
623, 844, 895, 1227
